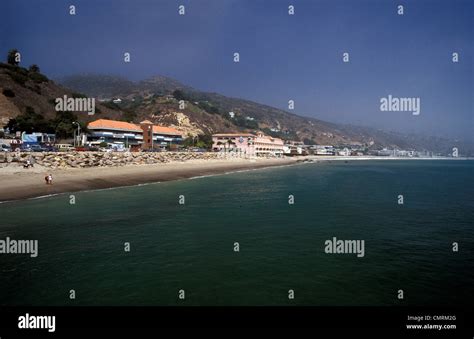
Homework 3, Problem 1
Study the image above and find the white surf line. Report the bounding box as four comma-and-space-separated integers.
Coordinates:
0, 161, 301, 204
4, 157, 467, 204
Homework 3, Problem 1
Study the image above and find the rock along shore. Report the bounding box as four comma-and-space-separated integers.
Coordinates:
0, 151, 226, 169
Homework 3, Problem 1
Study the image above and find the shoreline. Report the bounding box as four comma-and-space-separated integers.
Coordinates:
0, 157, 300, 203
0, 155, 470, 203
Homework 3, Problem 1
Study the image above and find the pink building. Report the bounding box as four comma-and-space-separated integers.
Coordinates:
212, 132, 284, 157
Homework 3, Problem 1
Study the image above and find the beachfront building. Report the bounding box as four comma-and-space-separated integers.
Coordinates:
87, 119, 182, 150
312, 145, 336, 155
21, 132, 56, 145
212, 132, 284, 157
337, 148, 351, 156
283, 141, 306, 156
212, 133, 256, 156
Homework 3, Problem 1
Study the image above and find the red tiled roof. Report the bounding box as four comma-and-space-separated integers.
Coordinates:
152, 125, 181, 135
88, 119, 141, 132
88, 119, 181, 136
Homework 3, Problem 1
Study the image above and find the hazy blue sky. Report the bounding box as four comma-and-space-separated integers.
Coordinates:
1, 0, 472, 139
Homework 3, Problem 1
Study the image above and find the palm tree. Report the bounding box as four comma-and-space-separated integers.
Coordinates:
227, 139, 234, 152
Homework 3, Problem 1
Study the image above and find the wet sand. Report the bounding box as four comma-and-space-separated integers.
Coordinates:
0, 158, 299, 202
0, 155, 459, 203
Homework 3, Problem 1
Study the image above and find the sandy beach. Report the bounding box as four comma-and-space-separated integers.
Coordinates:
0, 155, 463, 203
0, 157, 300, 202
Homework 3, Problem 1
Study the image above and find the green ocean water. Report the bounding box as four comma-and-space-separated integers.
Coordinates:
0, 160, 473, 306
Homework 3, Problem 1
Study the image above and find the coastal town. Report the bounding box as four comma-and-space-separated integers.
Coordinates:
0, 50, 460, 202
0, 115, 450, 203
0, 117, 442, 168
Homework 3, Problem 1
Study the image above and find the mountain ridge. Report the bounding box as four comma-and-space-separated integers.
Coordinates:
55, 74, 474, 156
0, 66, 471, 155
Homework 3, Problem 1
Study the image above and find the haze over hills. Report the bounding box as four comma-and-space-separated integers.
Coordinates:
0, 64, 471, 155
58, 74, 195, 99
59, 74, 472, 155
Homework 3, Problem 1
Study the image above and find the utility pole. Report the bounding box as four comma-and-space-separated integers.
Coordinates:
72, 122, 81, 147
151, 126, 154, 150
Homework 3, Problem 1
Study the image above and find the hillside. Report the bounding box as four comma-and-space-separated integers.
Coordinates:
0, 64, 470, 155
59, 74, 472, 155
0, 64, 128, 133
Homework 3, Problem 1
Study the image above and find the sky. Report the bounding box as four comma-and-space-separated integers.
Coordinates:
1, 0, 472, 140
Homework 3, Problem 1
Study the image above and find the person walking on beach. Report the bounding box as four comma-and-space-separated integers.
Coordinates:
45, 174, 53, 185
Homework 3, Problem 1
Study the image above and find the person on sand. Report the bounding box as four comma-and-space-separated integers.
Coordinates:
44, 174, 53, 185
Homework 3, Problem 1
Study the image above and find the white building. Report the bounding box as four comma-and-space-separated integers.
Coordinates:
314, 145, 335, 155
338, 148, 351, 156
283, 141, 305, 156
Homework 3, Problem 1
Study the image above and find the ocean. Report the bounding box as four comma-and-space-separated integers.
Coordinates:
0, 160, 473, 306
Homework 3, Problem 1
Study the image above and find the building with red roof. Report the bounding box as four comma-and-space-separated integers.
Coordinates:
87, 119, 182, 149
